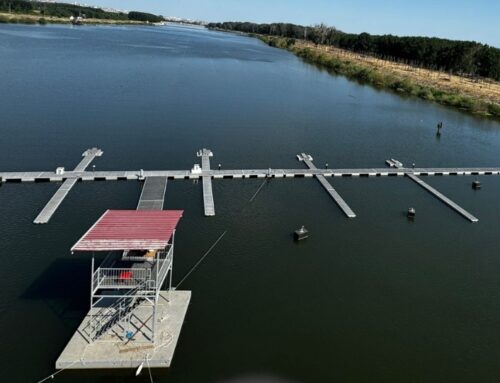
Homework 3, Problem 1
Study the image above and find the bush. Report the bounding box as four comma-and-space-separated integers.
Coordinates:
417, 88, 435, 101
487, 103, 500, 117
38, 17, 47, 25
456, 96, 476, 111
18, 17, 36, 24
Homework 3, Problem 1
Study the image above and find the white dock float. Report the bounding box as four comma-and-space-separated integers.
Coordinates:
56, 291, 191, 369
33, 148, 103, 224
406, 173, 478, 223
137, 176, 168, 210
298, 153, 356, 218
197, 149, 215, 216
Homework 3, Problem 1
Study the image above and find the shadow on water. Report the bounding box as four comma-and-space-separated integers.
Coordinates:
21, 258, 90, 326
62, 368, 170, 383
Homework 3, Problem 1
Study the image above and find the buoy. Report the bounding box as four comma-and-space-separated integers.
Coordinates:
407, 207, 416, 218
294, 226, 309, 241
472, 180, 481, 190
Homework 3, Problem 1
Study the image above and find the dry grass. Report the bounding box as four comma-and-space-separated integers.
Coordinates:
295, 41, 500, 105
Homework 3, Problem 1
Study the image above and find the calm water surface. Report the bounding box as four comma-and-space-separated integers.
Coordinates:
1, 24, 500, 382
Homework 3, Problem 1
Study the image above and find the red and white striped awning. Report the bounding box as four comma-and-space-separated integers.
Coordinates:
71, 210, 183, 252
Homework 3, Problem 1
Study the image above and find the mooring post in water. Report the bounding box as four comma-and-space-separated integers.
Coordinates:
436, 121, 443, 137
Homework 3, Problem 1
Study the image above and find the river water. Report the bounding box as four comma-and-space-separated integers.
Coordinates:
1, 24, 500, 382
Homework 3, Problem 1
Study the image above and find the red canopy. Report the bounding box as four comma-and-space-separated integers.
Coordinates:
71, 210, 183, 252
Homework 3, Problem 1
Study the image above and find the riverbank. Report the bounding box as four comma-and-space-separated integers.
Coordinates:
0, 12, 147, 25
257, 35, 500, 120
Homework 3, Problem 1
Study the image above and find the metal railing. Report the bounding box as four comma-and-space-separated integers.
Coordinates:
94, 267, 152, 289
156, 247, 173, 288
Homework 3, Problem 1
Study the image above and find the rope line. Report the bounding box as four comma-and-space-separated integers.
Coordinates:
176, 230, 227, 288
146, 355, 154, 383
175, 175, 270, 287
249, 178, 268, 203
34, 360, 78, 383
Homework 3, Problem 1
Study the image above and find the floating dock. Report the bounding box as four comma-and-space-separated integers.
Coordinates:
33, 148, 103, 224
1, 148, 499, 223
406, 173, 478, 222
387, 158, 479, 223
3, 167, 500, 183
298, 153, 356, 218
33, 178, 78, 224
197, 148, 215, 216
56, 291, 191, 369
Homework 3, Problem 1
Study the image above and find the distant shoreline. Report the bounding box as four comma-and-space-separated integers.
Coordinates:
0, 12, 207, 28
0, 12, 150, 25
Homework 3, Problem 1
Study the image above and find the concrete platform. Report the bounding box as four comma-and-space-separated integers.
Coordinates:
56, 291, 191, 369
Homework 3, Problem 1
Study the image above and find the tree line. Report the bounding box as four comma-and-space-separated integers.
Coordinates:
208, 22, 500, 81
0, 0, 163, 22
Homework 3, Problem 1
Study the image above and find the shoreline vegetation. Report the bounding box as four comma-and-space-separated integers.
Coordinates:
0, 0, 165, 25
261, 36, 500, 120
0, 12, 147, 25
208, 23, 500, 121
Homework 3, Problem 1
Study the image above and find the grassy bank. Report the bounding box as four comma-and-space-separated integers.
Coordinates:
0, 12, 149, 25
258, 35, 500, 120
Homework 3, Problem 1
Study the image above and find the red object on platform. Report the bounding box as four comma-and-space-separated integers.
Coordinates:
119, 271, 133, 280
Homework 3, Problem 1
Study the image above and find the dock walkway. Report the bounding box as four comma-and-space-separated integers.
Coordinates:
4, 167, 500, 183
387, 159, 479, 223
298, 153, 356, 218
1, 148, 498, 223
33, 148, 103, 224
406, 173, 478, 222
137, 176, 168, 210
197, 149, 215, 216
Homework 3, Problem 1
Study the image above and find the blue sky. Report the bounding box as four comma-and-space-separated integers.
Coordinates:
86, 0, 499, 47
